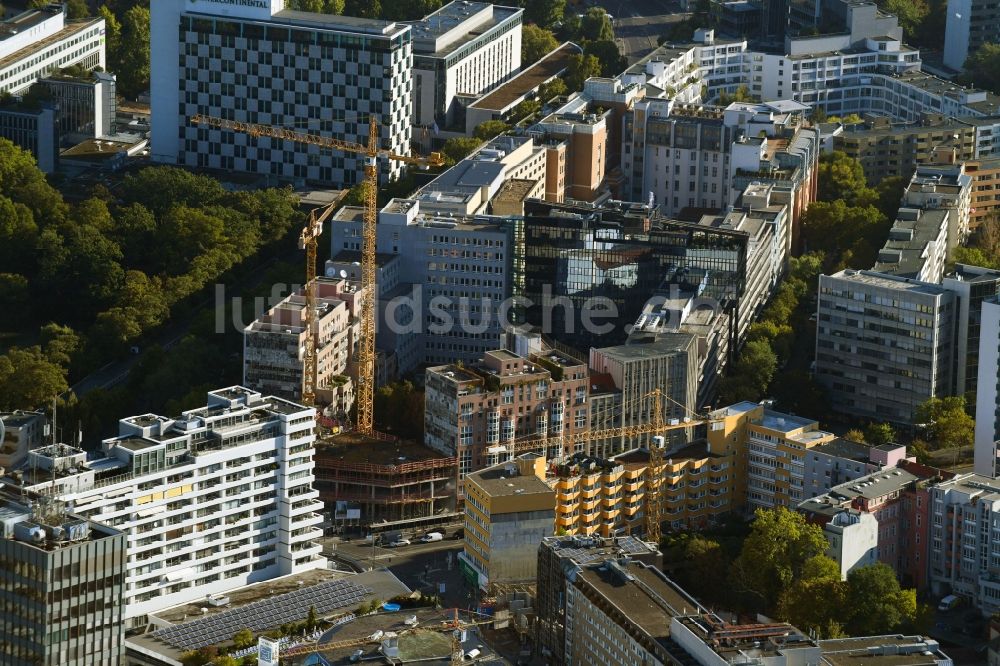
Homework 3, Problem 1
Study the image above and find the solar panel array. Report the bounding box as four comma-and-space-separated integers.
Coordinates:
616, 536, 650, 555
151, 578, 374, 651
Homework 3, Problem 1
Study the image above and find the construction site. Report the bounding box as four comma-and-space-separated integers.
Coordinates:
313, 432, 459, 527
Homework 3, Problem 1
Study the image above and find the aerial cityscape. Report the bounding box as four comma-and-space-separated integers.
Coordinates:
3, 0, 1000, 663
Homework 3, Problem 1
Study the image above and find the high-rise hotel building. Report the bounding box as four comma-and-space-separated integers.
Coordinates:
4, 387, 327, 629
150, 0, 413, 185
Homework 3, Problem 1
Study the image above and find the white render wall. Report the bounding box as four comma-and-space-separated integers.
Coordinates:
27, 388, 326, 627
0, 14, 105, 95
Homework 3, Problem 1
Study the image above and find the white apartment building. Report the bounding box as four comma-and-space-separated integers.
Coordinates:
6, 387, 326, 628
944, 0, 1000, 71
929, 473, 1000, 614
823, 509, 879, 580
150, 0, 413, 185
0, 409, 47, 469
243, 278, 366, 414
0, 6, 105, 95
408, 1, 522, 130
975, 297, 1000, 477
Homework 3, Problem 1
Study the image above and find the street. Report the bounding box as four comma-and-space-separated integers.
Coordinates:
590, 0, 693, 64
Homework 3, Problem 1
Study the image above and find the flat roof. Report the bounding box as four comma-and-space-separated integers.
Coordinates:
595, 335, 696, 360
470, 42, 581, 111
493, 177, 536, 203
823, 269, 948, 296
0, 16, 102, 74
935, 472, 1000, 500
408, 2, 521, 58
576, 560, 699, 649
468, 463, 553, 498
812, 438, 871, 462
873, 210, 948, 277
756, 410, 816, 433
819, 635, 948, 666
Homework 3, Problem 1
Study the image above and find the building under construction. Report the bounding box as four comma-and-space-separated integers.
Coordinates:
313, 433, 458, 527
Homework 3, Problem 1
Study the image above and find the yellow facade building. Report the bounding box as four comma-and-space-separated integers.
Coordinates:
459, 454, 556, 591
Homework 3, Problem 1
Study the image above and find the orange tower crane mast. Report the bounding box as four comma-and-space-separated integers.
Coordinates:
190, 114, 444, 434
300, 201, 338, 407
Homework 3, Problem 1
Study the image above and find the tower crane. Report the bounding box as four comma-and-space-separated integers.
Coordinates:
190, 114, 444, 435
484, 389, 716, 543
300, 201, 338, 408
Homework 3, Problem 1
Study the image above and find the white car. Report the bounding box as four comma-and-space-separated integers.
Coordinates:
386, 538, 410, 548
420, 532, 444, 543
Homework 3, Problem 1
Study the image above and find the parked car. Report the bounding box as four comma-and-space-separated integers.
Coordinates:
386, 538, 411, 548
420, 532, 444, 543
453, 527, 465, 540
938, 594, 961, 611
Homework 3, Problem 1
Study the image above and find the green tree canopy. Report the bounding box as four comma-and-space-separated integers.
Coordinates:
0, 346, 69, 410
473, 120, 510, 140
117, 6, 150, 98
817, 151, 873, 204
518, 0, 564, 29
441, 137, 482, 164
719, 339, 778, 404
232, 629, 254, 649
865, 422, 896, 447
578, 7, 614, 41
878, 0, 929, 39
845, 563, 917, 635
777, 555, 847, 639
287, 0, 346, 13
731, 507, 829, 611
962, 42, 1000, 94
565, 53, 602, 91
522, 24, 560, 65
915, 396, 975, 450
584, 39, 626, 77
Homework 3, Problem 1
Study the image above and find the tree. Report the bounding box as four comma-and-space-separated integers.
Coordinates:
65, 0, 89, 19
380, 0, 442, 20
583, 39, 625, 77
731, 507, 829, 611
915, 396, 975, 450
41, 323, 80, 369
232, 628, 254, 649
306, 605, 318, 631
0, 346, 69, 410
874, 175, 907, 220
718, 85, 755, 105
512, 98, 541, 120
865, 422, 896, 447
210, 657, 238, 666
117, 6, 151, 98
675, 536, 732, 605
817, 151, 872, 203
538, 78, 568, 102
519, 0, 564, 29
343, 0, 382, 18
578, 7, 614, 42
719, 339, 778, 403
441, 137, 482, 164
844, 429, 867, 443
287, 0, 345, 13
565, 53, 601, 91
962, 42, 1000, 95
522, 25, 559, 65
878, 0, 929, 39
845, 563, 917, 635
777, 555, 847, 639
473, 120, 510, 140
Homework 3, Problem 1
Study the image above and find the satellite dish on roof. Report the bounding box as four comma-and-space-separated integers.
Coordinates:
339, 269, 348, 278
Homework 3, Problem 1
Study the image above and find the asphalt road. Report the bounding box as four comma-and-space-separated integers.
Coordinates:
590, 0, 693, 64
